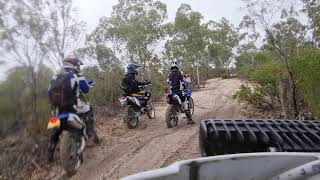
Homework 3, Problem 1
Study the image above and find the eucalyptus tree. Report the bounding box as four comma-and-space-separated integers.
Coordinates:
89, 0, 167, 78
207, 18, 240, 77
0, 0, 85, 126
242, 0, 308, 118
165, 4, 207, 86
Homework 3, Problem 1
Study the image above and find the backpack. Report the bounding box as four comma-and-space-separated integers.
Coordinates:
121, 74, 134, 94
49, 72, 77, 108
121, 76, 129, 94
169, 70, 182, 91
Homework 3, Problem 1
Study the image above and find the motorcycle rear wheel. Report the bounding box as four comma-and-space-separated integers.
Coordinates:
60, 131, 81, 177
124, 105, 139, 129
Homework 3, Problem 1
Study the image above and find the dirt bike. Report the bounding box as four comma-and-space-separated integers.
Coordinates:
47, 112, 86, 176
47, 83, 94, 177
165, 89, 194, 128
119, 84, 156, 129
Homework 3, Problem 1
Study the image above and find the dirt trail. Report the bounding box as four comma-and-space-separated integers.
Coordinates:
43, 78, 244, 180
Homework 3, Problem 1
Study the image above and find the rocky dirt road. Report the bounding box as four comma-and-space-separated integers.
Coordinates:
38, 78, 244, 180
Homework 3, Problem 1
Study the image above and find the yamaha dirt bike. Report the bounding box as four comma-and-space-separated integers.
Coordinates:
119, 84, 156, 129
47, 83, 94, 177
165, 89, 194, 128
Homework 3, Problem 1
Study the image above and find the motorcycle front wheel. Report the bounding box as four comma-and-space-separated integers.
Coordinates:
147, 101, 155, 119
165, 104, 179, 128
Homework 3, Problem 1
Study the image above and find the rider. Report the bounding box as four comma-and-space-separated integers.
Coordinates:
122, 63, 151, 109
47, 55, 99, 162
183, 74, 191, 90
167, 61, 195, 124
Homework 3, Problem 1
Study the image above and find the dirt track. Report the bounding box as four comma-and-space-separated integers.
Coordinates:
39, 78, 244, 180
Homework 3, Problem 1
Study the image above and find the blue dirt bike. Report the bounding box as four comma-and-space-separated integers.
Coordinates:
165, 89, 194, 128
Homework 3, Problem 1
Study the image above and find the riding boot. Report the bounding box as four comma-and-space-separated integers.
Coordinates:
47, 128, 61, 162
47, 142, 56, 162
84, 109, 100, 144
185, 110, 195, 124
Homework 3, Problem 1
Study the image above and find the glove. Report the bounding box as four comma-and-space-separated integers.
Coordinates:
87, 80, 95, 88
87, 80, 94, 85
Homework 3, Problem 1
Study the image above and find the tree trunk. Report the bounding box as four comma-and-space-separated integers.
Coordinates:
279, 77, 295, 119
266, 29, 299, 118
196, 60, 200, 88
227, 68, 231, 78
192, 64, 196, 82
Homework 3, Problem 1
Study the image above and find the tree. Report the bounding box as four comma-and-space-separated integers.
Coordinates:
302, 0, 320, 48
0, 0, 84, 133
0, 65, 52, 134
207, 18, 240, 77
236, 15, 260, 71
165, 4, 207, 86
45, 0, 86, 69
242, 0, 307, 118
93, 0, 167, 78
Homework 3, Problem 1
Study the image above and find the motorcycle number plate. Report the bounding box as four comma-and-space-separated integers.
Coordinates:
47, 117, 61, 130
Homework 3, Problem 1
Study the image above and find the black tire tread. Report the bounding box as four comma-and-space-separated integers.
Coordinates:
147, 101, 155, 119
165, 105, 178, 128
124, 105, 138, 129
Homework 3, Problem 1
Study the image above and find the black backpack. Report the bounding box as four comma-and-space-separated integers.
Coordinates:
169, 70, 182, 90
121, 74, 133, 94
49, 72, 77, 108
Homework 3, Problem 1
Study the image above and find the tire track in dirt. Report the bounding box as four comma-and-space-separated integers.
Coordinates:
41, 78, 244, 180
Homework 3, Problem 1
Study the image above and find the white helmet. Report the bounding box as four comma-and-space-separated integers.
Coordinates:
63, 55, 83, 73
170, 61, 179, 70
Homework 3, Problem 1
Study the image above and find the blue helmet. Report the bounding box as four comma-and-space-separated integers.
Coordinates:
127, 63, 141, 75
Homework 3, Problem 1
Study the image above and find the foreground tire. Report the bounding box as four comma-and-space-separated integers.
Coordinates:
165, 105, 179, 128
124, 105, 139, 129
60, 131, 81, 177
147, 101, 155, 119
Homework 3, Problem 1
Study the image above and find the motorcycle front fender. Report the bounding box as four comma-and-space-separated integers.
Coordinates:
172, 95, 181, 105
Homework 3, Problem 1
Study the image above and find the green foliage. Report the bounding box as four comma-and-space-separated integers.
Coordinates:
164, 4, 207, 85
148, 56, 167, 99
236, 52, 274, 77
207, 18, 240, 70
83, 66, 124, 109
88, 0, 167, 78
302, 0, 320, 47
0, 65, 52, 135
234, 85, 263, 105
235, 60, 284, 110
249, 62, 281, 97
293, 49, 320, 118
